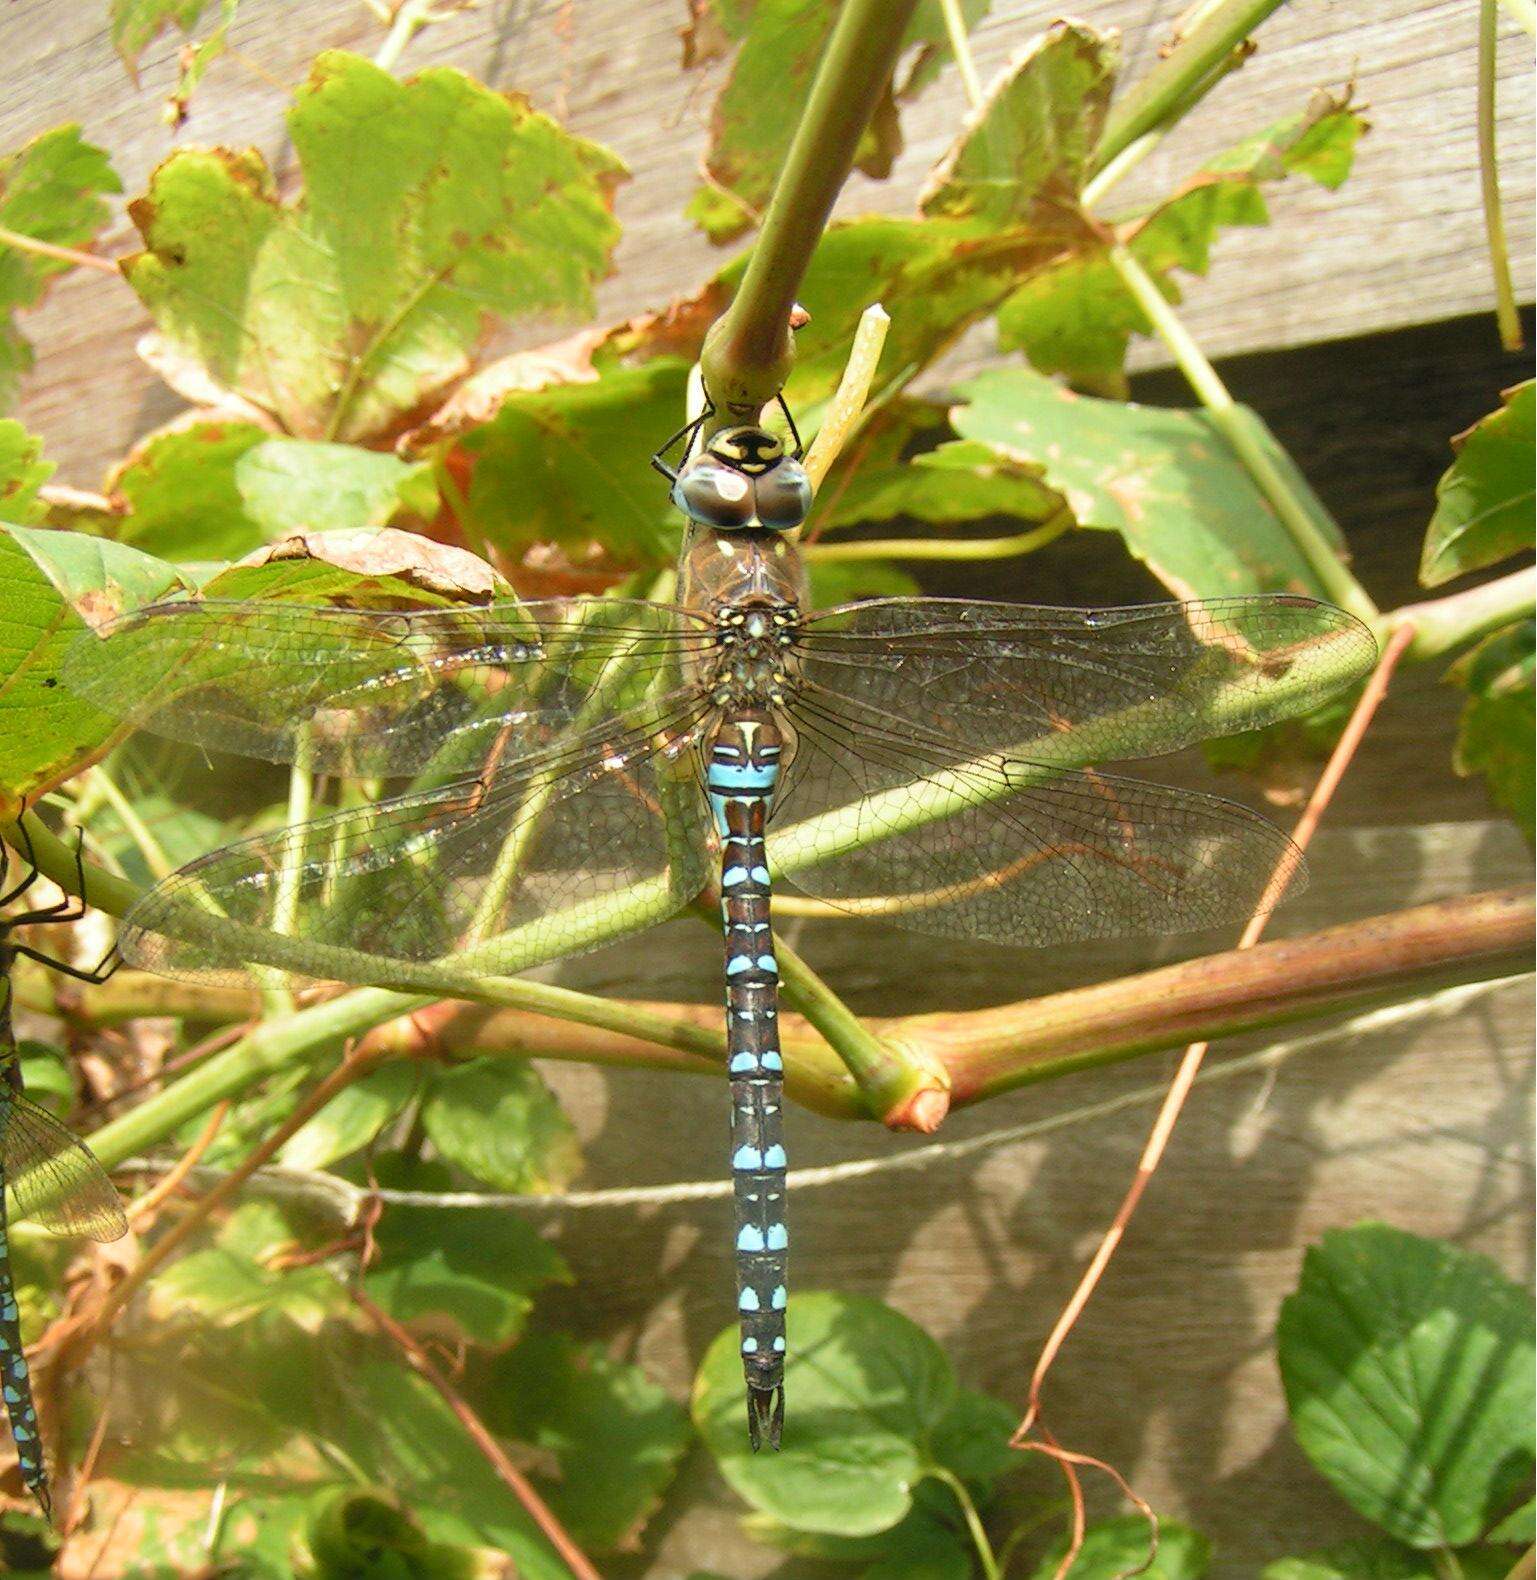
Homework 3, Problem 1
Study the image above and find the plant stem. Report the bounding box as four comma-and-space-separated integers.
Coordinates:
1090, 0, 1286, 175
1107, 243, 1376, 620
1386, 566, 1535, 661
774, 933, 949, 1130
930, 1466, 1001, 1580
1080, 129, 1167, 209
0, 226, 118, 276
1478, 0, 1525, 352
939, 0, 984, 109
803, 515, 1070, 564
373, 0, 432, 71
803, 304, 891, 488
88, 766, 174, 881
700, 0, 921, 411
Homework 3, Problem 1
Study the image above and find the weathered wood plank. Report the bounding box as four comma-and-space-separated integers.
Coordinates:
0, 0, 1529, 481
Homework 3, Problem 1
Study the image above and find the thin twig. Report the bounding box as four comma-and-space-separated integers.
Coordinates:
1012, 619, 1419, 1578
125, 1100, 229, 1228
1477, 0, 1524, 351
0, 227, 118, 276
353, 1287, 602, 1580
81, 1049, 388, 1347
939, 0, 984, 110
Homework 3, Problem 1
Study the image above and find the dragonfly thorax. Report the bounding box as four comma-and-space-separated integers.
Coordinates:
672, 425, 812, 533
705, 600, 800, 709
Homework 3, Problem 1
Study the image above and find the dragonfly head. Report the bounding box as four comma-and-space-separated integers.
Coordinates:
672, 425, 813, 533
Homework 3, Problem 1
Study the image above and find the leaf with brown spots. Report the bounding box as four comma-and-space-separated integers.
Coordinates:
0, 125, 120, 413
123, 51, 625, 444
685, 0, 993, 244
952, 367, 1350, 602
0, 523, 187, 815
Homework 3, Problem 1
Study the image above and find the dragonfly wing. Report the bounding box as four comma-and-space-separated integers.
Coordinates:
64, 597, 712, 778
796, 596, 1376, 765
3, 1095, 128, 1241
121, 692, 715, 988
770, 688, 1300, 948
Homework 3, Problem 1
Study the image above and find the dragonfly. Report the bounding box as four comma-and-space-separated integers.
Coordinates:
63, 400, 1376, 1451
0, 826, 128, 1517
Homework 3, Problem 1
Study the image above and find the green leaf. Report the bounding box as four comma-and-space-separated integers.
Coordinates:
278, 1061, 419, 1171
148, 1245, 346, 1333
362, 1158, 570, 1348
808, 400, 1062, 535
0, 523, 186, 811
1449, 619, 1535, 843
110, 0, 220, 63
998, 92, 1365, 391
920, 21, 1114, 234
302, 1487, 480, 1580
481, 1330, 690, 1551
124, 51, 625, 443
1420, 382, 1535, 587
860, 1522, 975, 1579
235, 438, 439, 540
106, 417, 270, 561
1277, 1223, 1535, 1547
687, 0, 992, 244
421, 1057, 581, 1194
1263, 1537, 1520, 1579
952, 367, 1346, 598
0, 420, 52, 524
694, 1290, 1007, 1537
1027, 1517, 1209, 1578
448, 355, 688, 566
0, 126, 120, 412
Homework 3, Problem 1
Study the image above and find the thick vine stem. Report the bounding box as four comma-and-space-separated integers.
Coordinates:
1089, 0, 1287, 176
699, 0, 920, 415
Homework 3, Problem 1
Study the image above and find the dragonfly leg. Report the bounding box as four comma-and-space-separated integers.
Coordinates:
11, 943, 119, 987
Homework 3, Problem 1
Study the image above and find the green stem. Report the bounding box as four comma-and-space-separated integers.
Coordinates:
804, 515, 1071, 564
89, 765, 174, 881
1386, 567, 1535, 661
940, 0, 984, 109
774, 935, 946, 1125
700, 0, 921, 411
0, 225, 118, 276
929, 1466, 1001, 1580
1090, 0, 1287, 175
1478, 0, 1525, 352
1107, 243, 1376, 620
85, 985, 425, 1172
1080, 129, 1167, 209
373, 0, 432, 71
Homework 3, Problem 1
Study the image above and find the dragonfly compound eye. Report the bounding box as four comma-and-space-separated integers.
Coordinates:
752, 456, 812, 531
674, 455, 756, 529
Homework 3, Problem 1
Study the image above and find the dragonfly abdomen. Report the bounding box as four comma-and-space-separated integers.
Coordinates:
707, 712, 788, 1451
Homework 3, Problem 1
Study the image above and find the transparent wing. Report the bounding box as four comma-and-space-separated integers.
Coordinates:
768, 682, 1302, 948
122, 692, 716, 988
64, 597, 713, 778
3, 1095, 128, 1242
795, 596, 1376, 765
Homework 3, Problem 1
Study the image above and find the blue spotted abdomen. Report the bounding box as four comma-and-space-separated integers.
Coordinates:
706, 710, 788, 1450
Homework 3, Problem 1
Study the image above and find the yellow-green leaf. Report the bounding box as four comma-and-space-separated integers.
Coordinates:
123, 52, 625, 443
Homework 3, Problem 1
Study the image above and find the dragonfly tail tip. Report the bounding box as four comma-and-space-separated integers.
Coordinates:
746, 1384, 784, 1451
